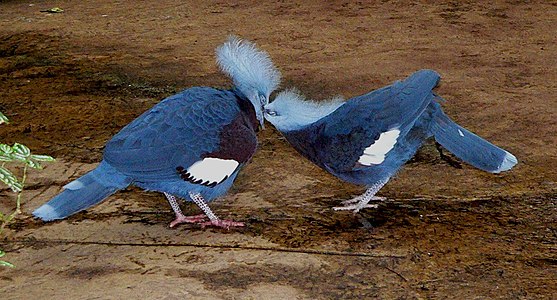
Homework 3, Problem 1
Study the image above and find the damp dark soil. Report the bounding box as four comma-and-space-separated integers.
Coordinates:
0, 1, 556, 299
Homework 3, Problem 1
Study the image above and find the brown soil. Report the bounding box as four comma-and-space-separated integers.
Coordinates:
1, 1, 556, 299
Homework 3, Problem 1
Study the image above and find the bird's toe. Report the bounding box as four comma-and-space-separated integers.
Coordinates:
333, 203, 379, 212
200, 219, 245, 229
169, 214, 208, 228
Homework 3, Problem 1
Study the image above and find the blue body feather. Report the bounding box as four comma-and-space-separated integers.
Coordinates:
34, 88, 257, 221
34, 37, 280, 222
265, 69, 517, 188
104, 88, 243, 181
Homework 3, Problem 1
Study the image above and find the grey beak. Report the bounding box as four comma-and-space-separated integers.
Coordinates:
258, 95, 268, 129
257, 108, 265, 129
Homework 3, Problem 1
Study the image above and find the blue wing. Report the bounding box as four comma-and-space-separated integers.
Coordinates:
103, 87, 242, 181
313, 69, 440, 172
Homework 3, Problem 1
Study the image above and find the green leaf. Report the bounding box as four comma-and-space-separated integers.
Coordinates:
41, 7, 64, 13
0, 154, 12, 162
0, 144, 12, 154
12, 143, 31, 157
0, 112, 8, 124
26, 160, 42, 169
30, 154, 55, 162
0, 167, 17, 182
11, 182, 23, 192
0, 167, 22, 192
0, 251, 15, 268
0, 261, 15, 268
7, 182, 22, 193
10, 153, 27, 162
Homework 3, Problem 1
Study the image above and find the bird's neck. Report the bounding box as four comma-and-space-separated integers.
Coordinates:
281, 100, 344, 131
233, 90, 259, 132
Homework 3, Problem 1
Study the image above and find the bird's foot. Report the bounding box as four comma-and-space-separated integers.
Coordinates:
169, 214, 208, 228
200, 219, 245, 229
340, 195, 386, 205
335, 182, 389, 213
333, 203, 379, 212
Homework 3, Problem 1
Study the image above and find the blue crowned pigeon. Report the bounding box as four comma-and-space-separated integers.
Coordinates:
33, 36, 280, 228
264, 69, 517, 212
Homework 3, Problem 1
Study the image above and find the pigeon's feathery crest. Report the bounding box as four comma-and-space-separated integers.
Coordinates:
216, 36, 281, 125
264, 88, 344, 132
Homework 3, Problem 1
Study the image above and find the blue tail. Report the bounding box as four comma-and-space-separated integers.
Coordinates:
430, 104, 517, 173
407, 69, 441, 91
33, 161, 132, 221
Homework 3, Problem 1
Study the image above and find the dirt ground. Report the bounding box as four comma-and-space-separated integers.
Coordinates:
0, 0, 556, 299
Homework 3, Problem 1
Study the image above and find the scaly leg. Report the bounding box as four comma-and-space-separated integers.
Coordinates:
164, 192, 207, 228
333, 179, 389, 213
188, 191, 244, 229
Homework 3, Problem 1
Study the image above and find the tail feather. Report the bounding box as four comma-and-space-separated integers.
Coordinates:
406, 69, 441, 91
431, 105, 517, 173
33, 161, 131, 221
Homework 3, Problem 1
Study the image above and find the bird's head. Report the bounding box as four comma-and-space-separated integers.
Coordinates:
216, 36, 281, 127
264, 89, 345, 132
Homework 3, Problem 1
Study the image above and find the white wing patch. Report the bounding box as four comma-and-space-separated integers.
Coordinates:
358, 129, 401, 166
184, 158, 239, 186
458, 129, 464, 137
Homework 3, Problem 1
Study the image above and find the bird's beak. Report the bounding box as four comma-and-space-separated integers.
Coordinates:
258, 95, 268, 129
257, 108, 265, 129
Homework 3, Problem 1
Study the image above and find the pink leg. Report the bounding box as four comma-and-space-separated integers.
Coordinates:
169, 214, 208, 228
188, 192, 244, 229
164, 193, 207, 228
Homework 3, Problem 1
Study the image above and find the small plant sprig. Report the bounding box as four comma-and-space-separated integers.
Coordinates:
0, 250, 14, 268
0, 111, 54, 268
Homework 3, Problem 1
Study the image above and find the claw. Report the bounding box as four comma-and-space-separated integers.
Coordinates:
333, 203, 379, 212
341, 195, 386, 205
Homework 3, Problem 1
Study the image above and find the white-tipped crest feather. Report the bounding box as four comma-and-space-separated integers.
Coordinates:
216, 36, 281, 100
265, 88, 345, 132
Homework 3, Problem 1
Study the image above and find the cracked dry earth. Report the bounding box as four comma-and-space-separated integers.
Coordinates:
0, 1, 556, 299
